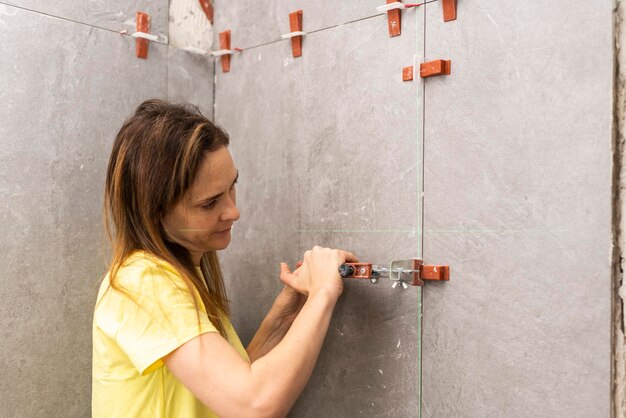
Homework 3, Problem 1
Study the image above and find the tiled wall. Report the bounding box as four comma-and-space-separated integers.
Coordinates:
214, 0, 614, 416
0, 2, 213, 416
0, 0, 615, 416
214, 2, 425, 416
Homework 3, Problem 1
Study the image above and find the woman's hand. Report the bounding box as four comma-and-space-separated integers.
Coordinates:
279, 246, 358, 301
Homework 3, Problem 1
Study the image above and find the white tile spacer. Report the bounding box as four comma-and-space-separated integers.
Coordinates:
281, 31, 306, 39
376, 2, 413, 12
210, 49, 237, 57
131, 31, 159, 42
413, 54, 422, 82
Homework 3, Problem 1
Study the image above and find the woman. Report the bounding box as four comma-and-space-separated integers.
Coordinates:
92, 99, 356, 418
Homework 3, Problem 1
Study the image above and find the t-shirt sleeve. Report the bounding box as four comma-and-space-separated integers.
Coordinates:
103, 261, 219, 375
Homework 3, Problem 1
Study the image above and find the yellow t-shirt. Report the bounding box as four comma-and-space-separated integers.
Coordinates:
92, 251, 249, 418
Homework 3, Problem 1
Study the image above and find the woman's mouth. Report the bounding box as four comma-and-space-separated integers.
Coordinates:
213, 227, 232, 236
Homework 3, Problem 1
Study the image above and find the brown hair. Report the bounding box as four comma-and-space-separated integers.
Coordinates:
103, 99, 230, 337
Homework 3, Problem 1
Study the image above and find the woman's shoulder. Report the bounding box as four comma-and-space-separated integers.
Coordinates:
121, 250, 178, 273
94, 251, 208, 341
101, 251, 187, 298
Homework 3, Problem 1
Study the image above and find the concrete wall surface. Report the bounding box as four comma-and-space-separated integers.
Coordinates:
421, 1, 614, 417
616, 2, 626, 416
214, 1, 426, 416
0, 2, 213, 416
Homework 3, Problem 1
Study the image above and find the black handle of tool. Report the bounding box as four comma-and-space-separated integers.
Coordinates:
337, 263, 354, 278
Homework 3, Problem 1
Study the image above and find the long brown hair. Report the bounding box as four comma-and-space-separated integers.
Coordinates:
103, 99, 230, 337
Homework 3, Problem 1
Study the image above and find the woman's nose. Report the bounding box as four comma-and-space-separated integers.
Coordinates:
221, 197, 240, 222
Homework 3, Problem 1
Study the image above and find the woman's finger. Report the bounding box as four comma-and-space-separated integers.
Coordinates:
280, 262, 292, 275
338, 250, 358, 263
281, 262, 310, 295
279, 262, 297, 286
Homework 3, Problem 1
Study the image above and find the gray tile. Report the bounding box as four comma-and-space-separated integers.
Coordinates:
2, 0, 168, 39
0, 5, 167, 417
213, 0, 418, 49
215, 12, 425, 416
289, 231, 422, 417
422, 1, 613, 416
167, 46, 215, 118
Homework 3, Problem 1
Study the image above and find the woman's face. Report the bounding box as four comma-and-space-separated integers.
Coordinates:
162, 146, 240, 262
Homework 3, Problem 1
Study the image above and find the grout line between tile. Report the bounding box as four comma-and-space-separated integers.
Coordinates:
418, 4, 427, 418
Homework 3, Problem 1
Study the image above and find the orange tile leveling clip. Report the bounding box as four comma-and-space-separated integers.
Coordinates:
420, 59, 451, 78
135, 12, 151, 59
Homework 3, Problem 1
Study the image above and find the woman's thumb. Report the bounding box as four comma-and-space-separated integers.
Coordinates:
279, 262, 296, 286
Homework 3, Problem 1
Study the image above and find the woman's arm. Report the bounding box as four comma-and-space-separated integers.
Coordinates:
164, 246, 355, 418
246, 282, 306, 362
164, 288, 337, 418
246, 308, 291, 363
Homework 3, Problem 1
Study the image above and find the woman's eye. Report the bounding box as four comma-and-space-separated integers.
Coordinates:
202, 200, 217, 210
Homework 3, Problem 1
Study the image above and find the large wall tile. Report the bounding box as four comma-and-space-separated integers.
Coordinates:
2, 0, 168, 39
421, 1, 613, 416
215, 11, 425, 416
0, 5, 167, 417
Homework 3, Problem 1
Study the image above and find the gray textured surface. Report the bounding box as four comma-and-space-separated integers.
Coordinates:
615, 2, 626, 416
215, 11, 424, 416
212, 0, 416, 49
421, 1, 613, 416
0, 3, 171, 417
1, 0, 168, 40
169, 0, 214, 51
167, 47, 215, 118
